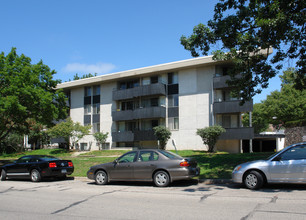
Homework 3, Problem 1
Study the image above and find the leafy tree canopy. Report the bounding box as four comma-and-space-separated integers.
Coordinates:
181, 0, 305, 102
0, 48, 67, 143
48, 118, 91, 147
263, 68, 306, 127
93, 131, 109, 150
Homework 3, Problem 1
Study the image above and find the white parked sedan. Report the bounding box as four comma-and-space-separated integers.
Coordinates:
232, 142, 306, 189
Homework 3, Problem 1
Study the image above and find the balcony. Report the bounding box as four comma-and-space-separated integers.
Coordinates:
213, 75, 242, 89
112, 130, 157, 142
113, 83, 166, 101
213, 100, 253, 114
112, 131, 134, 142
134, 130, 157, 141
112, 106, 166, 121
219, 127, 254, 140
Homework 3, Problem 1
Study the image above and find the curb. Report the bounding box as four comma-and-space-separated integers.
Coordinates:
73, 176, 232, 184
199, 179, 232, 184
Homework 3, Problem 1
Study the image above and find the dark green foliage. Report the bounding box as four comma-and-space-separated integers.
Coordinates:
0, 48, 68, 144
73, 73, 97, 81
196, 126, 226, 152
243, 68, 306, 130
181, 0, 306, 102
153, 126, 171, 150
242, 104, 269, 134
263, 69, 306, 127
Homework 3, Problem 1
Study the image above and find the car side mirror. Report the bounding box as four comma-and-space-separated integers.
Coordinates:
114, 159, 119, 164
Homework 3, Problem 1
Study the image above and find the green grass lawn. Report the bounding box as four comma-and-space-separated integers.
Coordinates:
0, 149, 273, 179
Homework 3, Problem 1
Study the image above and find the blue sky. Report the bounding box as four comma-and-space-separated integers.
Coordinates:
0, 0, 286, 103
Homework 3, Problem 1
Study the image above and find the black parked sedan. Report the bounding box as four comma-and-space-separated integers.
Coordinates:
0, 155, 74, 182
87, 149, 200, 187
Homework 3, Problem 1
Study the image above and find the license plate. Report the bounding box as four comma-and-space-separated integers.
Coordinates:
61, 169, 67, 174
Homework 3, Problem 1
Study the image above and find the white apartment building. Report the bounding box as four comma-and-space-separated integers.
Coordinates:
57, 55, 254, 153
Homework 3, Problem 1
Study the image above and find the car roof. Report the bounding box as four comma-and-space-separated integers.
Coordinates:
19, 155, 57, 159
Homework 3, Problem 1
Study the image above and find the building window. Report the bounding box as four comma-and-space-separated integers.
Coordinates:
119, 79, 140, 90
84, 104, 91, 115
93, 85, 100, 96
150, 98, 159, 107
151, 120, 159, 128
150, 76, 159, 84
93, 123, 100, 133
168, 94, 179, 107
80, 143, 88, 151
168, 72, 178, 84
85, 87, 91, 97
216, 114, 239, 128
168, 117, 179, 130
121, 101, 134, 111
93, 103, 100, 114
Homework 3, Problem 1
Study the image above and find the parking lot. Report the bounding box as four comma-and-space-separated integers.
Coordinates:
1, 178, 306, 220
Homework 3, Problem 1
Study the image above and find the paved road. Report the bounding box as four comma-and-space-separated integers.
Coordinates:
0, 178, 306, 220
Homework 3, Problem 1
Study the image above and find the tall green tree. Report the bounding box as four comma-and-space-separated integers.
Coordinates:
48, 118, 91, 149
0, 48, 67, 144
263, 68, 306, 127
181, 0, 305, 102
196, 125, 225, 152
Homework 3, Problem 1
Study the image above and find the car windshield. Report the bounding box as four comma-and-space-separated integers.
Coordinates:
159, 150, 183, 159
266, 152, 279, 160
39, 156, 60, 161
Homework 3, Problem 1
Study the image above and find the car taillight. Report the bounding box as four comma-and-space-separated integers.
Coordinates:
49, 162, 57, 168
180, 161, 190, 167
68, 162, 73, 167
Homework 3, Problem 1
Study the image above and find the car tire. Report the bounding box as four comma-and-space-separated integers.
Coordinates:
244, 170, 263, 190
30, 169, 41, 182
1, 169, 7, 181
95, 170, 108, 185
154, 171, 170, 187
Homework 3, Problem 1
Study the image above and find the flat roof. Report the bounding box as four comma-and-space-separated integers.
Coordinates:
56, 55, 219, 89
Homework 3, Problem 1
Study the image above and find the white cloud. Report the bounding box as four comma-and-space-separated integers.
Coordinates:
62, 62, 116, 74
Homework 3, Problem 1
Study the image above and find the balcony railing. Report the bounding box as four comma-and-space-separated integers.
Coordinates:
112, 131, 134, 142
213, 100, 253, 114
112, 130, 157, 142
113, 83, 166, 101
213, 75, 242, 89
112, 106, 166, 121
219, 127, 254, 140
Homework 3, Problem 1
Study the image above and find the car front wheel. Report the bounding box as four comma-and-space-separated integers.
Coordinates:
154, 171, 170, 187
95, 171, 108, 185
30, 169, 41, 182
1, 169, 7, 181
244, 170, 263, 190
